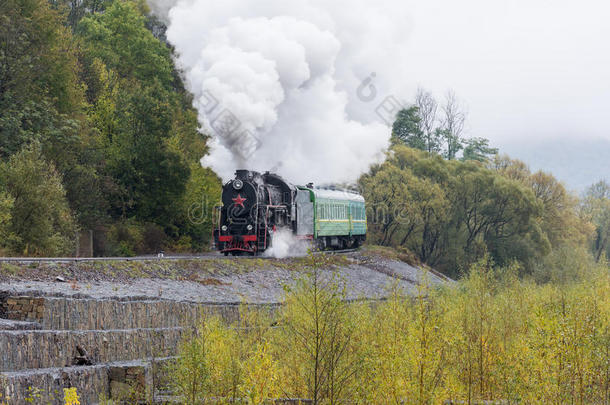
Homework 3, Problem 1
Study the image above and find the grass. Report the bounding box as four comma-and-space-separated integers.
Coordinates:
361, 245, 421, 266
0, 262, 21, 277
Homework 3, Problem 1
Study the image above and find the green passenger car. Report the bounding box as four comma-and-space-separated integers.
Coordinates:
295, 187, 366, 249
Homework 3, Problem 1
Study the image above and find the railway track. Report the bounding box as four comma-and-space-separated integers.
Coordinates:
0, 248, 359, 263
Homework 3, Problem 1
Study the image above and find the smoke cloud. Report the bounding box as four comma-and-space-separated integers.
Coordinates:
147, 0, 412, 184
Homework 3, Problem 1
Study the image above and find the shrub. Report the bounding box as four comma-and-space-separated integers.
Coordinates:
170, 259, 609, 404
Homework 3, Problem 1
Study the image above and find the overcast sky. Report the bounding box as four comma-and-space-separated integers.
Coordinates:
396, 0, 610, 146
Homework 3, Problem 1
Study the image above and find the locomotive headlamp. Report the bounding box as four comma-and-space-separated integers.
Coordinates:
247, 224, 253, 231
233, 179, 243, 190
221, 225, 228, 232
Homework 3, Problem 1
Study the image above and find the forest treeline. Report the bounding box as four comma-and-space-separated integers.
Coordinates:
362, 89, 610, 278
0, 0, 220, 256
169, 253, 609, 405
361, 145, 610, 279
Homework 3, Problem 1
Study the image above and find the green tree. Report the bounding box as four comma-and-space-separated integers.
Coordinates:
50, 0, 114, 29
360, 145, 548, 276
175, 165, 221, 250
0, 191, 15, 254
359, 148, 449, 263
391, 106, 426, 150
529, 171, 591, 248
0, 0, 211, 255
583, 180, 610, 262
0, 0, 84, 156
104, 81, 190, 224
395, 90, 497, 163
0, 142, 76, 256
0, 0, 112, 233
76, 0, 174, 90
462, 137, 498, 162
490, 156, 596, 276
451, 162, 546, 270
77, 1, 194, 231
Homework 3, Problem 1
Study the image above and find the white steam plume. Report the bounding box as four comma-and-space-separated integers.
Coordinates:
264, 228, 310, 259
147, 0, 412, 184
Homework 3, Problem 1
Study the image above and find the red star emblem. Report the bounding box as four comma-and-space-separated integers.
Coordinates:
232, 194, 247, 208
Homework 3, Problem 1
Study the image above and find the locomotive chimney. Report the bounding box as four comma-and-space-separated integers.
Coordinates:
235, 170, 251, 180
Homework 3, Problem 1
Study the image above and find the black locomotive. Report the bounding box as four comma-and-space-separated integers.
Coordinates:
214, 170, 294, 255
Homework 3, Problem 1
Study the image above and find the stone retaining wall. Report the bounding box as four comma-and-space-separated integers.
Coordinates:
41, 297, 278, 330
1, 363, 111, 404
0, 294, 279, 404
0, 328, 182, 372
42, 297, 225, 330
1, 358, 172, 405
0, 295, 278, 330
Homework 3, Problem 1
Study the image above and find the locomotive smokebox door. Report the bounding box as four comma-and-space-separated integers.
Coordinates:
296, 189, 314, 236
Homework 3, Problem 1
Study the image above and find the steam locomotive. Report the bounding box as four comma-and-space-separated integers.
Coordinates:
213, 170, 367, 255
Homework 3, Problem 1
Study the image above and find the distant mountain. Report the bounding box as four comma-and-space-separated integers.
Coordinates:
498, 137, 609, 193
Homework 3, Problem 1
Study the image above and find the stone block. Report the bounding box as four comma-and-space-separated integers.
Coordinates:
110, 380, 132, 400
126, 369, 146, 388
109, 366, 126, 382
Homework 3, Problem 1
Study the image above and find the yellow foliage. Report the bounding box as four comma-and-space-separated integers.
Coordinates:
63, 388, 80, 405
240, 342, 279, 404
171, 260, 610, 404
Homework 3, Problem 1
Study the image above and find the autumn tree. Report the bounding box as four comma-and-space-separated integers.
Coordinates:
438, 91, 466, 160
450, 162, 546, 270
360, 145, 546, 276
277, 254, 364, 404
170, 257, 609, 403
583, 180, 610, 262
415, 88, 442, 153
172, 326, 210, 404
359, 147, 449, 263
